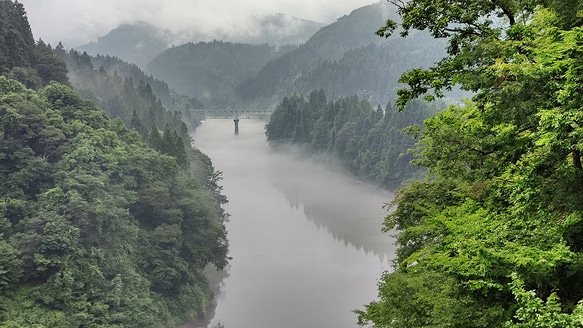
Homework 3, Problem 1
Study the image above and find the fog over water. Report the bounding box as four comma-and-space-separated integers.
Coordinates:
186, 119, 396, 328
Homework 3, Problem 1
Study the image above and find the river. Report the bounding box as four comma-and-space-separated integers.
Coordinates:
185, 119, 395, 328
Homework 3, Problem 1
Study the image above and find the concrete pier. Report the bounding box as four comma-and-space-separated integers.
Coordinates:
234, 118, 239, 135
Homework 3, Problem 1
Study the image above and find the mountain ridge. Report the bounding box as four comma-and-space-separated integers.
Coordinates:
76, 14, 325, 68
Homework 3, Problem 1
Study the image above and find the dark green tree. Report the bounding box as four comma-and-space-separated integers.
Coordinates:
0, 0, 35, 74
266, 90, 436, 188
33, 40, 68, 85
0, 77, 228, 327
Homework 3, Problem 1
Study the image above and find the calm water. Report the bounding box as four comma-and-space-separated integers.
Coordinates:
186, 119, 395, 328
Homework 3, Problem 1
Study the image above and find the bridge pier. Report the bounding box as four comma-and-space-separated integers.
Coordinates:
233, 118, 239, 135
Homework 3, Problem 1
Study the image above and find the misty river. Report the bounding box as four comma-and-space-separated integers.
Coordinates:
184, 119, 396, 328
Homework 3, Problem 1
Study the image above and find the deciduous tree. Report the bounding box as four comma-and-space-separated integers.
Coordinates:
358, 1, 583, 327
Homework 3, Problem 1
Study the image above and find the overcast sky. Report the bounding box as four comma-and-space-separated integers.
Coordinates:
18, 0, 380, 47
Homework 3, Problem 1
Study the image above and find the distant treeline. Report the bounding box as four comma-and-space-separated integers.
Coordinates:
55, 47, 203, 135
265, 90, 443, 188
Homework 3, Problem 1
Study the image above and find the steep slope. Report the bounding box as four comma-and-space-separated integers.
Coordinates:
76, 15, 324, 69
237, 2, 447, 107
83, 52, 204, 113
292, 35, 446, 106
0, 0, 68, 89
146, 40, 292, 108
0, 0, 35, 72
0, 1, 229, 326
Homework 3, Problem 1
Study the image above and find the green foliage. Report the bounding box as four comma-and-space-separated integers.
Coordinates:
0, 1, 69, 90
0, 0, 35, 75
359, 1, 583, 327
34, 40, 68, 86
0, 77, 228, 327
265, 90, 439, 188
88, 53, 197, 112
56, 48, 199, 134
0, 2, 228, 324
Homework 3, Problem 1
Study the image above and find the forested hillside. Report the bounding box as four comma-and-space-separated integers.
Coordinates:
146, 40, 293, 108
292, 37, 443, 106
87, 52, 205, 116
236, 2, 447, 108
87, 53, 181, 109
56, 48, 203, 134
77, 15, 323, 69
136, 3, 447, 110
0, 1, 229, 326
265, 90, 441, 188
357, 1, 583, 327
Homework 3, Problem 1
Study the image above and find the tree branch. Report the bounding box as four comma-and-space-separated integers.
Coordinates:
491, 0, 516, 25
387, 0, 407, 10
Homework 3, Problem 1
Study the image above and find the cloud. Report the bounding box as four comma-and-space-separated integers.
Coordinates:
19, 0, 379, 47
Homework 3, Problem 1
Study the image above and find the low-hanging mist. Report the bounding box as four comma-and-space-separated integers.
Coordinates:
190, 119, 394, 328
19, 0, 378, 47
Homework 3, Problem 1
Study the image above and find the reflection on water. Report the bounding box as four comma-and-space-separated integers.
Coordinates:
183, 119, 395, 328
267, 147, 395, 260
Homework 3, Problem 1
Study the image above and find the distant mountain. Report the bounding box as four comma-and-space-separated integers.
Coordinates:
77, 21, 169, 68
292, 34, 446, 106
79, 2, 452, 109
146, 40, 294, 108
76, 15, 324, 69
236, 2, 448, 108
237, 14, 325, 46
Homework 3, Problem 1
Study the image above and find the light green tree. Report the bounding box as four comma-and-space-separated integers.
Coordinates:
358, 1, 583, 327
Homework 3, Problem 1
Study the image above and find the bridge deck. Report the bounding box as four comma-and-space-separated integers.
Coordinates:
189, 109, 273, 120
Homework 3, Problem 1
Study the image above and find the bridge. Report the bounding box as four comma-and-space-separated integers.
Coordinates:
188, 109, 273, 120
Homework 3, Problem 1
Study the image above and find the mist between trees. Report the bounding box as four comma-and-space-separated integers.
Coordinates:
265, 89, 444, 189
0, 1, 230, 326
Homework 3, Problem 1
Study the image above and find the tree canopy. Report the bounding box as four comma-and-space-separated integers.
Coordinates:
0, 1, 229, 325
358, 0, 583, 327
0, 77, 228, 327
265, 90, 441, 188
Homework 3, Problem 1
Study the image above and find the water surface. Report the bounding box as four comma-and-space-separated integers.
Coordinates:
187, 119, 395, 328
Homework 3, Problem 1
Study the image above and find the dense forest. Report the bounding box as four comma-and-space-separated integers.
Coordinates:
357, 0, 583, 327
0, 1, 67, 89
265, 90, 442, 188
146, 40, 295, 108
235, 3, 447, 108
0, 1, 229, 326
291, 37, 445, 107
55, 47, 204, 136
